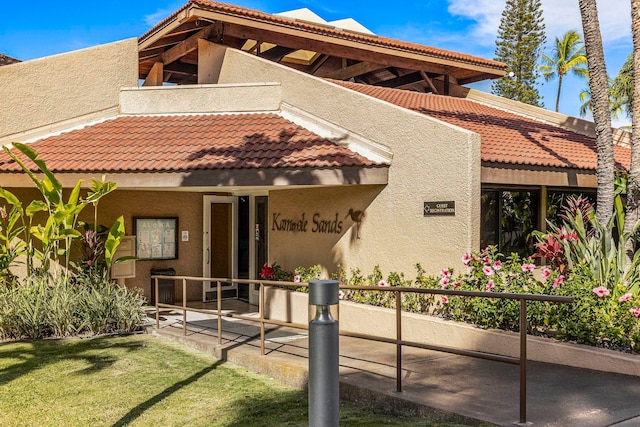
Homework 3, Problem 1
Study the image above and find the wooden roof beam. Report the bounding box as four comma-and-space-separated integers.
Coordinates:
142, 62, 164, 86
310, 54, 330, 75
419, 70, 439, 94
325, 61, 387, 80
377, 71, 423, 88
165, 20, 212, 37
139, 47, 166, 61
143, 33, 191, 51
163, 61, 198, 76
259, 45, 298, 62
459, 73, 495, 85
160, 23, 221, 66
218, 22, 453, 76
247, 41, 262, 54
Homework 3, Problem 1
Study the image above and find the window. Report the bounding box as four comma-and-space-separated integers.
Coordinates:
546, 190, 596, 230
481, 189, 539, 258
481, 187, 596, 259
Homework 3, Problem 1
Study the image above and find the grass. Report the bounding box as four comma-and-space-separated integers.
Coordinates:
0, 334, 480, 426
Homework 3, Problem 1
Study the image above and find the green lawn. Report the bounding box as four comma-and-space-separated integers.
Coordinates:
0, 334, 479, 426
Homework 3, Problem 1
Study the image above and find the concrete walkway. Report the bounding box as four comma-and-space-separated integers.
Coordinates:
149, 304, 640, 427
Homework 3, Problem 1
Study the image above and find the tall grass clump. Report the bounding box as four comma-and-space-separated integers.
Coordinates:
77, 281, 145, 335
0, 276, 146, 340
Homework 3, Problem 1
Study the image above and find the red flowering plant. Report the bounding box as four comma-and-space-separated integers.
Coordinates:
532, 232, 568, 273
259, 262, 293, 281
259, 263, 275, 279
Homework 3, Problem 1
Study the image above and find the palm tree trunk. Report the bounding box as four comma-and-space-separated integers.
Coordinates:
579, 0, 615, 227
624, 0, 640, 265
555, 74, 563, 112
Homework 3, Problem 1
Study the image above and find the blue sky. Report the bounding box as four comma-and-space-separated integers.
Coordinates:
0, 0, 631, 126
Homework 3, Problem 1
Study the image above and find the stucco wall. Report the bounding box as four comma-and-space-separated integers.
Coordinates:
0, 38, 138, 139
215, 46, 481, 277
6, 188, 204, 302
268, 186, 383, 275
119, 82, 282, 115
100, 190, 204, 301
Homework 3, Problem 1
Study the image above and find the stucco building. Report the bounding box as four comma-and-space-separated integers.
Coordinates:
0, 1, 631, 304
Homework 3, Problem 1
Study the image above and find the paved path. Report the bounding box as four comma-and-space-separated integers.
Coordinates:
150, 306, 640, 427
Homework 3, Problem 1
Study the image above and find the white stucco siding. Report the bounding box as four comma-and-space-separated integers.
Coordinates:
216, 46, 481, 276
0, 38, 138, 140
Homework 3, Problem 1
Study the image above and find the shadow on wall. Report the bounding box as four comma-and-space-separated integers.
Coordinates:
269, 185, 384, 278
179, 128, 383, 187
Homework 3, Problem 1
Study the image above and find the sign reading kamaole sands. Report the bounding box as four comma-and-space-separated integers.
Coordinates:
272, 212, 344, 234
424, 201, 455, 216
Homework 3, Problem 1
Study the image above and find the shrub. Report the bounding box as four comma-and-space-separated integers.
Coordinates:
76, 280, 146, 335
264, 250, 640, 353
8, 276, 51, 339
0, 275, 145, 340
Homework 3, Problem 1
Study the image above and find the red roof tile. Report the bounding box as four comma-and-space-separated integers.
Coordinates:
335, 81, 630, 171
0, 113, 378, 173
140, 1, 505, 71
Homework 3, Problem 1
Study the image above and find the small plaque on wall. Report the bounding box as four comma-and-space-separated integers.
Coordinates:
134, 217, 179, 260
424, 201, 455, 216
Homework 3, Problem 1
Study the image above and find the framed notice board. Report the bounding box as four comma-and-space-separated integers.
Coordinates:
134, 217, 178, 260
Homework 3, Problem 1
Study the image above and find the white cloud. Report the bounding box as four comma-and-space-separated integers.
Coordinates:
542, 0, 630, 45
144, 9, 173, 27
143, 2, 187, 27
447, 0, 631, 48
446, 0, 504, 45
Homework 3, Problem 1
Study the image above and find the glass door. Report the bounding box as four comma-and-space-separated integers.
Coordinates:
202, 196, 237, 301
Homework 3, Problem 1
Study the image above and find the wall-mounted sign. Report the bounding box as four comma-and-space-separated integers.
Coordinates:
424, 201, 455, 216
134, 217, 179, 259
272, 212, 344, 234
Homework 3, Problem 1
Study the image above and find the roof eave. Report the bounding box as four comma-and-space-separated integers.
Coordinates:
138, 1, 506, 80
0, 166, 390, 189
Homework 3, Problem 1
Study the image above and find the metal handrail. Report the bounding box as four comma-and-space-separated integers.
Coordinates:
152, 275, 573, 424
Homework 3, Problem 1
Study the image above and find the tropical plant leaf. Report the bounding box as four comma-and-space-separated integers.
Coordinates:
105, 216, 125, 271
12, 142, 62, 203
67, 180, 84, 208
25, 200, 48, 217
86, 177, 116, 205
0, 187, 22, 208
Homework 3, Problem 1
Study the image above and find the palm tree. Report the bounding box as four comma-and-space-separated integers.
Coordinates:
611, 53, 633, 117
578, 0, 615, 227
540, 30, 589, 112
623, 1, 640, 264
578, 77, 623, 120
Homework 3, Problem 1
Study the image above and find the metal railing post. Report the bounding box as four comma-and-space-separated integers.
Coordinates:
396, 290, 402, 392
260, 283, 265, 356
182, 278, 187, 336
217, 280, 222, 345
155, 278, 159, 329
519, 298, 527, 425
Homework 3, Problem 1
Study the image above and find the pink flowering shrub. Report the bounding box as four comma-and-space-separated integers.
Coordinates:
337, 265, 420, 309
276, 243, 640, 352
438, 246, 543, 330
432, 246, 640, 351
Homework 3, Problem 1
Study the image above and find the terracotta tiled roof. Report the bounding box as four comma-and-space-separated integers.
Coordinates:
0, 113, 378, 173
140, 0, 505, 71
335, 80, 631, 171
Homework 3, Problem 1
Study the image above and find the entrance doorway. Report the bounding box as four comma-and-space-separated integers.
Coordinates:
202, 196, 236, 301
202, 195, 267, 304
